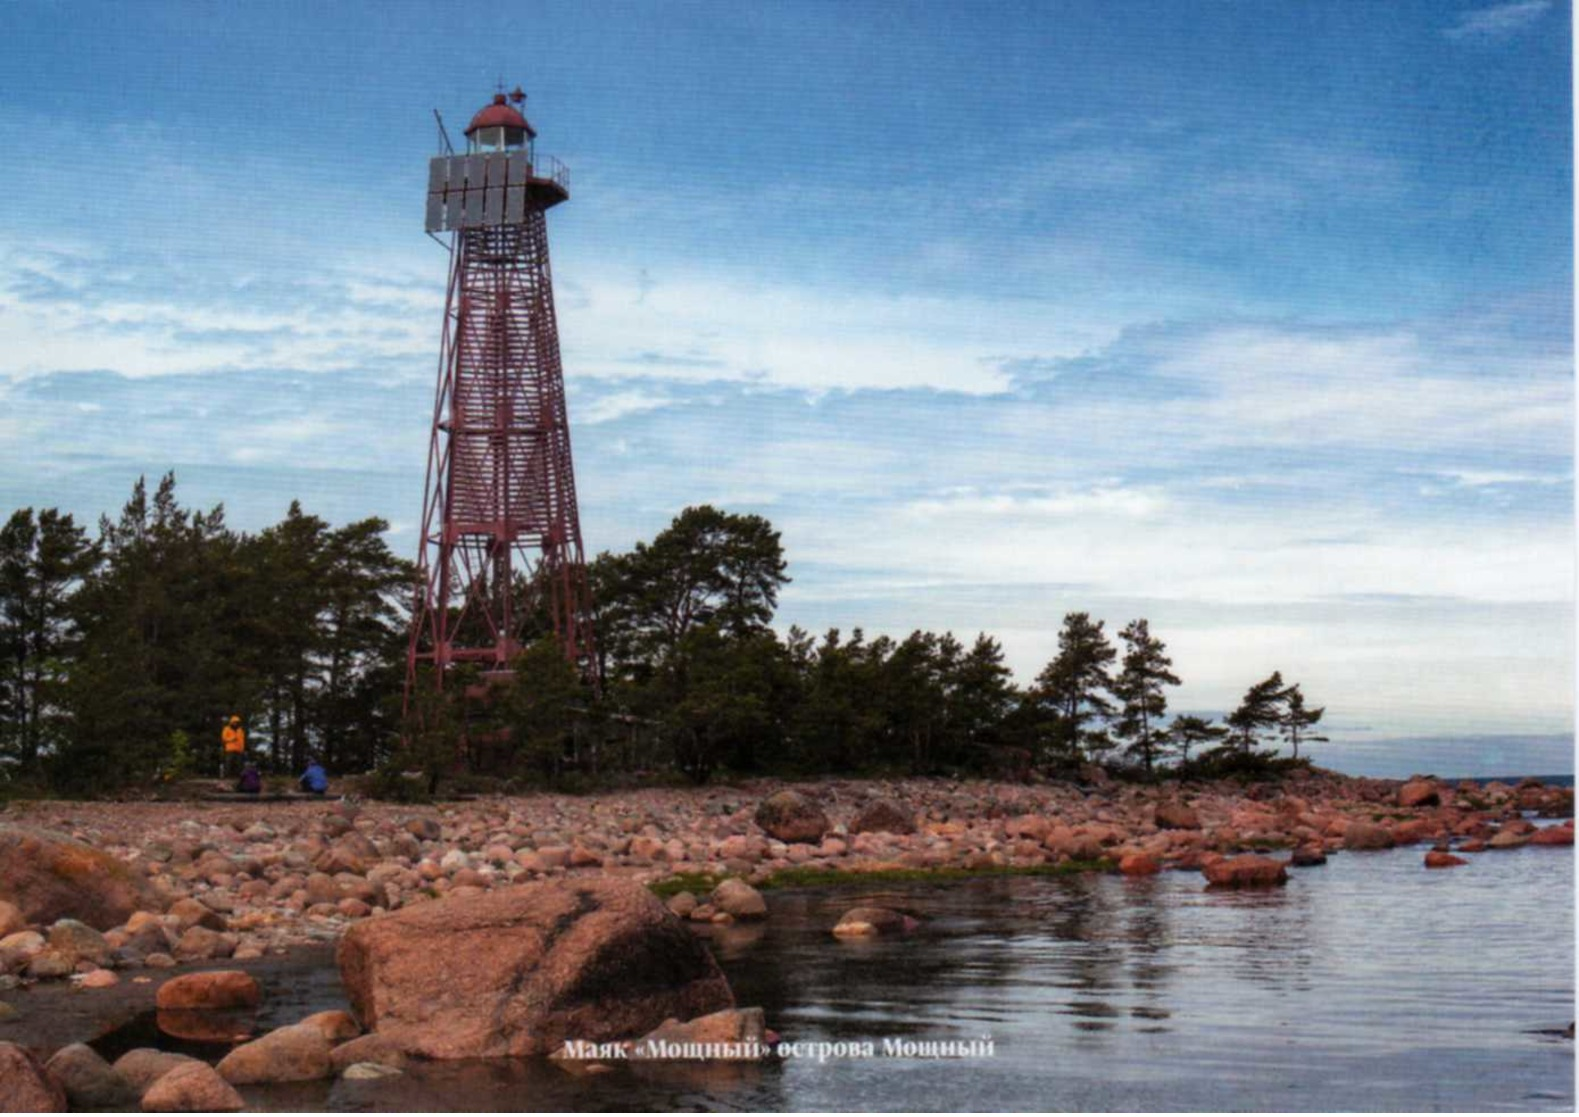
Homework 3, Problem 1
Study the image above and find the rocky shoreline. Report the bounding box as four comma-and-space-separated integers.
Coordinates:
0, 771, 1571, 1109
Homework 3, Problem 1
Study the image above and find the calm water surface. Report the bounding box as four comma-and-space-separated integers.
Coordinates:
109, 841, 1575, 1112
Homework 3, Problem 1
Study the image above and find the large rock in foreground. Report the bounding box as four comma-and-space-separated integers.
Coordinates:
0, 1041, 67, 1112
44, 1043, 137, 1110
0, 826, 162, 930
336, 879, 734, 1059
754, 790, 830, 843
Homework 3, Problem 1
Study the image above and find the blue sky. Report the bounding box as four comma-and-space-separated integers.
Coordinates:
0, 1, 1571, 775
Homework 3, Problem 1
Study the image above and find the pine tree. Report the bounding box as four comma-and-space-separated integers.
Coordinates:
1225, 671, 1288, 754
1279, 684, 1327, 759
1167, 714, 1227, 769
1030, 613, 1117, 767
0, 508, 95, 776
1111, 619, 1181, 774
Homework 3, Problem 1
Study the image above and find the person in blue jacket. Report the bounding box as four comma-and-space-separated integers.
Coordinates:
299, 760, 329, 796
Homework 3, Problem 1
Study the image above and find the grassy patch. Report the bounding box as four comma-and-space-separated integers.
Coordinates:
648, 871, 726, 899
648, 858, 1117, 897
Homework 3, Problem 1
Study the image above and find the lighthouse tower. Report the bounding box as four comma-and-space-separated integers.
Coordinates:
406, 88, 597, 700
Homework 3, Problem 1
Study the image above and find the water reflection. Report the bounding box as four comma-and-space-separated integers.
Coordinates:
98, 844, 1573, 1111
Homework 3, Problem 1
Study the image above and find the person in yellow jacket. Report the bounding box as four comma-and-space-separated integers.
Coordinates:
222, 715, 245, 778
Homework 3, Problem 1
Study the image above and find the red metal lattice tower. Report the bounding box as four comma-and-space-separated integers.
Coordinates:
405, 90, 597, 700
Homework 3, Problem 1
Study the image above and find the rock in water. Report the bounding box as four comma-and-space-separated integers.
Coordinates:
0, 825, 162, 930
215, 1023, 332, 1084
329, 1034, 409, 1074
1424, 851, 1468, 868
1290, 844, 1328, 867
44, 1043, 137, 1110
1119, 853, 1162, 876
112, 1050, 201, 1095
0, 1041, 67, 1112
638, 1007, 768, 1058
849, 799, 916, 835
832, 907, 916, 936
710, 879, 768, 920
299, 1009, 362, 1044
754, 791, 830, 843
336, 878, 734, 1059
1202, 855, 1289, 888
1530, 824, 1574, 847
140, 1061, 244, 1112
1343, 821, 1396, 851
155, 970, 261, 1010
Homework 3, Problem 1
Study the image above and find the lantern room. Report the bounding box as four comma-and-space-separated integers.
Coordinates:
465, 89, 536, 155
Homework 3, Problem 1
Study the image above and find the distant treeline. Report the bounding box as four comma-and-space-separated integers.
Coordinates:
0, 477, 1324, 796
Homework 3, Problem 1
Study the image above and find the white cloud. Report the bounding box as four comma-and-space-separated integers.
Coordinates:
578, 388, 675, 425
1444, 0, 1551, 40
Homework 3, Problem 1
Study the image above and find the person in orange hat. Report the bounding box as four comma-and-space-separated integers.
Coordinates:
221, 715, 245, 778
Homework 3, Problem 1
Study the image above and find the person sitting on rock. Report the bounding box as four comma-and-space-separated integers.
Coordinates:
236, 762, 262, 795
299, 759, 329, 796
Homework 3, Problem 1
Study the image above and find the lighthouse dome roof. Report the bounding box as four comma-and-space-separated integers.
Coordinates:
466, 93, 535, 138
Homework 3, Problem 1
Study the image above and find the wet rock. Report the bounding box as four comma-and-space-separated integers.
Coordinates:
155, 969, 261, 1010
832, 906, 916, 936
710, 879, 767, 921
336, 878, 734, 1059
1202, 854, 1288, 888
140, 1061, 244, 1112
0, 825, 162, 931
329, 1033, 409, 1074
1153, 801, 1201, 830
665, 891, 698, 919
1290, 844, 1327, 867
849, 799, 916, 835
79, 967, 119, 988
0, 1041, 67, 1112
113, 1049, 201, 1095
1343, 821, 1395, 851
1397, 778, 1440, 809
754, 791, 830, 844
1424, 851, 1468, 868
216, 1023, 333, 1084
45, 1042, 137, 1109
